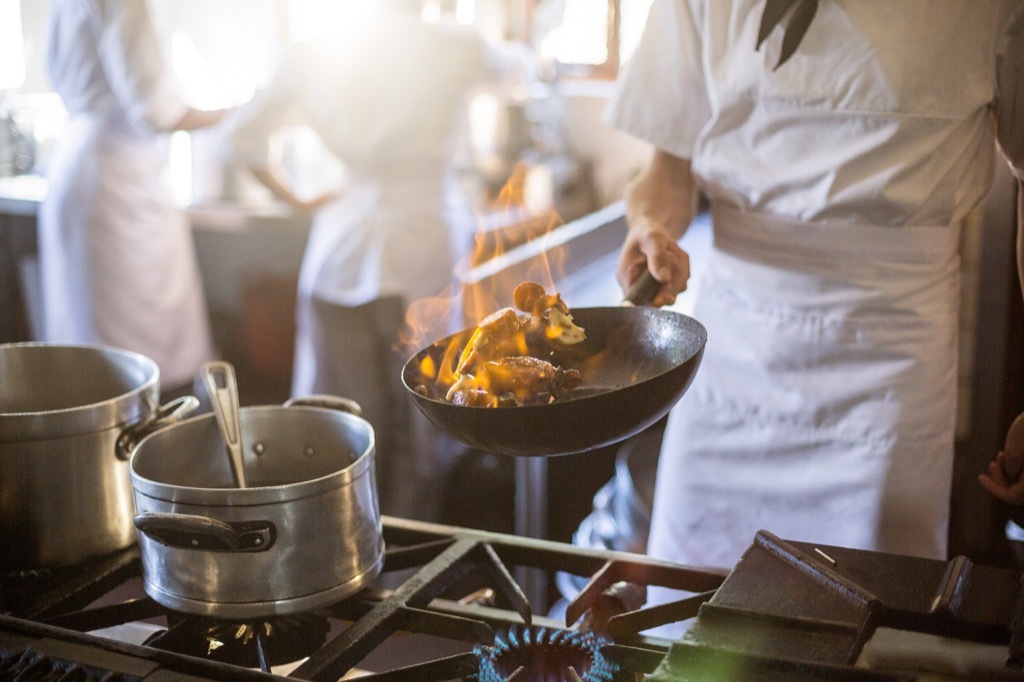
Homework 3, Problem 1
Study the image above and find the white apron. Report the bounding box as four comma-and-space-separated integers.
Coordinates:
39, 115, 214, 389
647, 202, 960, 572
289, 169, 469, 397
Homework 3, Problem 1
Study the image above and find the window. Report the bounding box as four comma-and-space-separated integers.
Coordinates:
0, 0, 25, 90
526, 0, 653, 79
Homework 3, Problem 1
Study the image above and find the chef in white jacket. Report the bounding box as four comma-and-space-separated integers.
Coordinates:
40, 0, 226, 394
606, 0, 1024, 580
229, 0, 525, 519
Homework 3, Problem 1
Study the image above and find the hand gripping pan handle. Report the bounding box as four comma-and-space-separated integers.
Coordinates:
622, 269, 662, 307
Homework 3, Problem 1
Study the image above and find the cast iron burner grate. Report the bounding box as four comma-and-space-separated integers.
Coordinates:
0, 646, 141, 681
1, 517, 723, 680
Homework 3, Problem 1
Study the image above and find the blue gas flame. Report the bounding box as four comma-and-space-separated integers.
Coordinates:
474, 625, 619, 682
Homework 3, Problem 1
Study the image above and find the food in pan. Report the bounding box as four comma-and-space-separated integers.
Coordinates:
447, 356, 583, 407
454, 282, 586, 374
436, 281, 587, 407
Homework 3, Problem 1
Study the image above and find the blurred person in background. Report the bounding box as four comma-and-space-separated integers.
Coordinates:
40, 0, 230, 396
229, 0, 529, 520
606, 0, 1024, 587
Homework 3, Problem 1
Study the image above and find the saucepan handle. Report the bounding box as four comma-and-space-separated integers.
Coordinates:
284, 394, 363, 417
116, 396, 200, 461
133, 512, 275, 552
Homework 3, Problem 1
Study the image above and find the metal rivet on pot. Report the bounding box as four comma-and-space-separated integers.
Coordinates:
304, 446, 315, 458
253, 443, 266, 457
191, 539, 199, 548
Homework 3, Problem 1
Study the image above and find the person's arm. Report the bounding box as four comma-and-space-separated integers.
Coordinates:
169, 107, 231, 133
226, 42, 339, 214
616, 149, 698, 308
247, 164, 337, 214
1018, 178, 1023, 302
977, 4, 1024, 505
98, 0, 206, 134
978, 178, 1024, 504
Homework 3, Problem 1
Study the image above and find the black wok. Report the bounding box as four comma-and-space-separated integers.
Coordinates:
402, 305, 706, 457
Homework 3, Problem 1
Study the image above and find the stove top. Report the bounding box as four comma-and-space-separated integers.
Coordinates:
657, 531, 1024, 681
2, 517, 1023, 681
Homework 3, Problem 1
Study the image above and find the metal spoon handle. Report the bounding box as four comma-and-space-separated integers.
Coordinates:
201, 361, 247, 488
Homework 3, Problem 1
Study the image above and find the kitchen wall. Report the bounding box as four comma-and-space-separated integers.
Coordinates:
556, 79, 651, 206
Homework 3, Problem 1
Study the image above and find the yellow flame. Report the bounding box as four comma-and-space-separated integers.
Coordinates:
418, 355, 436, 380
401, 161, 577, 405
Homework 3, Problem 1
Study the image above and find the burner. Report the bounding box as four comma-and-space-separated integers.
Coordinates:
474, 625, 620, 682
145, 613, 331, 669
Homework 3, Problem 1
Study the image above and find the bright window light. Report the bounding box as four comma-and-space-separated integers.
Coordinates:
455, 0, 475, 25
539, 0, 608, 66
171, 31, 252, 109
287, 0, 372, 42
0, 0, 26, 90
619, 0, 654, 64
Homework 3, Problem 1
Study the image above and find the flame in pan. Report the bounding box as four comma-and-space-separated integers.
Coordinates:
399, 162, 578, 407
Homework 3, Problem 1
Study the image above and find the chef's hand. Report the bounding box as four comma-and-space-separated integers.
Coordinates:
249, 165, 339, 214
171, 107, 234, 133
619, 224, 689, 307
979, 452, 1024, 505
981, 412, 1024, 504
291, 189, 340, 213
617, 149, 698, 308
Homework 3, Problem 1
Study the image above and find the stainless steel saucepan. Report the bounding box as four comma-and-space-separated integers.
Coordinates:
129, 393, 383, 619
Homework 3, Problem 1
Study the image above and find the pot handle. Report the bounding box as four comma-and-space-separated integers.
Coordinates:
284, 394, 363, 417
133, 512, 275, 552
116, 395, 201, 461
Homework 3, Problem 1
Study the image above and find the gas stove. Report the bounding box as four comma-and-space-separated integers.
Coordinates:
2, 516, 1023, 681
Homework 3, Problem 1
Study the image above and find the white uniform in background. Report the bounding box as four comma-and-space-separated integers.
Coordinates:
606, 0, 1024, 574
40, 0, 215, 391
230, 6, 519, 519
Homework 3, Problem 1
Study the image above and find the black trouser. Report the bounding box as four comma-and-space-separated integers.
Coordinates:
309, 293, 460, 520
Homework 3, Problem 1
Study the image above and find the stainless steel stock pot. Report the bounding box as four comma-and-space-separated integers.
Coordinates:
0, 343, 196, 570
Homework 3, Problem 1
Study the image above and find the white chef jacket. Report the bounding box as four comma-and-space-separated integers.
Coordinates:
230, 8, 513, 398
40, 0, 215, 390
606, 0, 1024, 577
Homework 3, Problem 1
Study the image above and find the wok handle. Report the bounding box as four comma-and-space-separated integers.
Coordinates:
284, 394, 363, 417
134, 512, 275, 552
115, 396, 200, 461
622, 269, 662, 307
